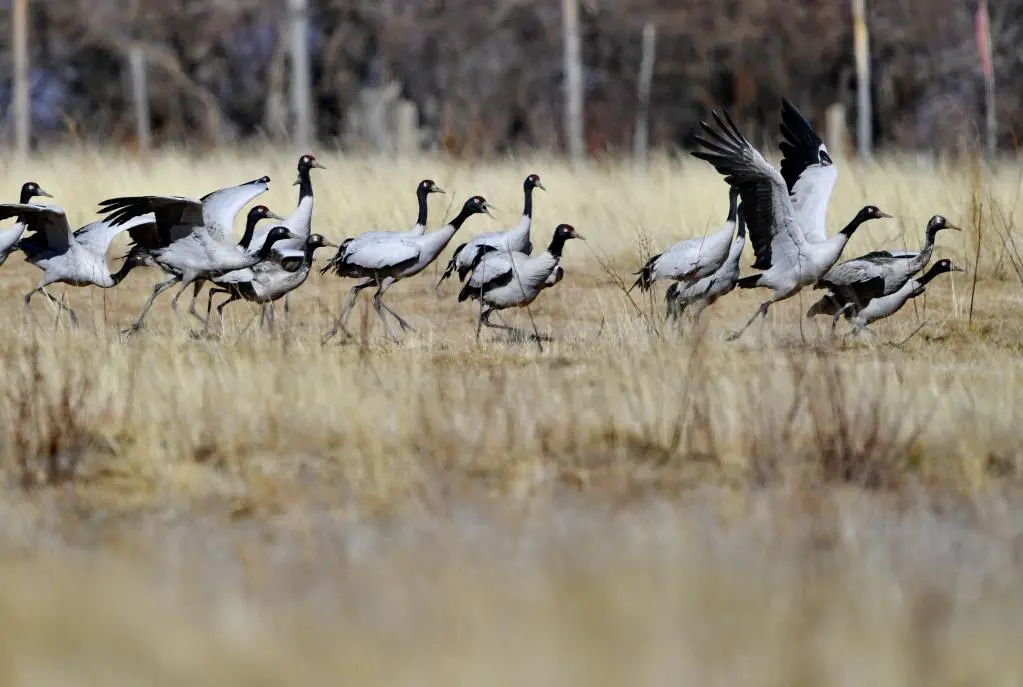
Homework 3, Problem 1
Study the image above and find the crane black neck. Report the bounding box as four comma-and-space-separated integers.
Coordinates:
256, 231, 289, 260
448, 204, 479, 231
296, 164, 314, 201
415, 186, 430, 227
303, 241, 322, 263
840, 212, 871, 238
522, 182, 535, 219
547, 232, 570, 258
111, 257, 140, 285
918, 264, 949, 286
19, 187, 34, 204
239, 215, 261, 250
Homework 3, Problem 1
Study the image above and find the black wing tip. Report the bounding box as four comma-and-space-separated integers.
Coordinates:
457, 282, 476, 302
736, 274, 761, 289
629, 253, 662, 293
806, 296, 839, 318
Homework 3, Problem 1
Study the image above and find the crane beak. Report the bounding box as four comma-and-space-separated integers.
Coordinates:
483, 204, 496, 217
322, 239, 338, 248
37, 188, 54, 198
573, 231, 586, 241
433, 186, 446, 194
878, 211, 894, 219
536, 181, 547, 191
946, 223, 962, 231
269, 211, 285, 221
951, 266, 965, 273
312, 161, 326, 169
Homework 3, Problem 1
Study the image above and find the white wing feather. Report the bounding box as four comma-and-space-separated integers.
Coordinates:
790, 164, 838, 243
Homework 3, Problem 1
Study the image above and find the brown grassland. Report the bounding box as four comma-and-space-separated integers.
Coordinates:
1, 148, 1023, 684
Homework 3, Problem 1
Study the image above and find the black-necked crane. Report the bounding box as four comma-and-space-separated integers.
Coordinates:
834, 259, 963, 336
808, 214, 960, 331
631, 186, 740, 293
0, 182, 53, 267
98, 176, 272, 323
102, 198, 296, 332
122, 204, 283, 324
458, 223, 583, 339
690, 110, 891, 342
665, 205, 746, 327
0, 203, 154, 325
205, 233, 336, 332
438, 173, 544, 285
321, 195, 492, 342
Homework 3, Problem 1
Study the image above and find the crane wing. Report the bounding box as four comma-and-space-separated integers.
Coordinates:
779, 99, 837, 244
262, 247, 306, 273
198, 176, 270, 234
73, 213, 156, 257
345, 238, 420, 272
458, 252, 517, 302
859, 248, 919, 261
691, 111, 804, 272
98, 195, 205, 244
816, 260, 888, 305
214, 267, 256, 285
0, 203, 73, 253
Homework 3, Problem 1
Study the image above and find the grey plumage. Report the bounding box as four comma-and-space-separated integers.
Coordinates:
439, 174, 544, 285
665, 205, 746, 327
632, 186, 740, 293
809, 214, 960, 329
690, 109, 891, 342
458, 223, 583, 339
205, 233, 336, 332
321, 195, 492, 342
0, 203, 154, 325
841, 259, 963, 335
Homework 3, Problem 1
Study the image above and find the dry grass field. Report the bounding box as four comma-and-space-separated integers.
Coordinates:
1, 148, 1023, 684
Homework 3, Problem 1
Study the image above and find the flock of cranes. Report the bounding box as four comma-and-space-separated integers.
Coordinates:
0, 101, 962, 344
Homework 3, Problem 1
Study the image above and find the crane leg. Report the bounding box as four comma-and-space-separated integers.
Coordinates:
727, 300, 773, 342
264, 303, 278, 331
375, 279, 414, 333
187, 280, 209, 326
127, 276, 179, 333
169, 278, 198, 323
22, 288, 36, 324
478, 307, 519, 337
202, 288, 229, 335
372, 288, 399, 342
690, 300, 708, 330
216, 293, 241, 330
323, 278, 374, 343
23, 286, 78, 327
